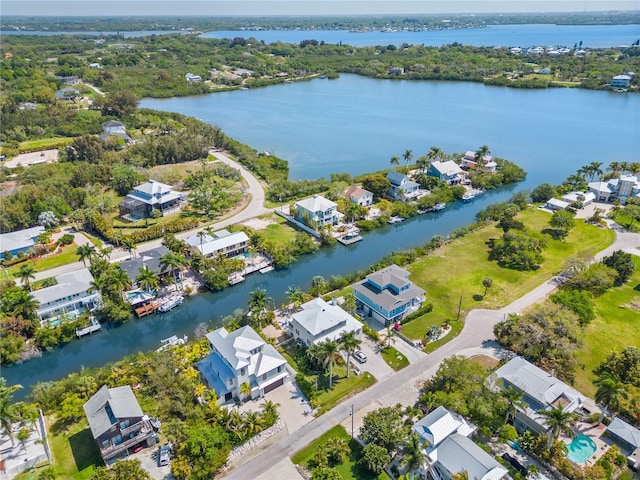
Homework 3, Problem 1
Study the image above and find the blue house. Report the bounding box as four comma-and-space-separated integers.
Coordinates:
428, 160, 466, 184
0, 225, 45, 260
386, 171, 421, 201
353, 264, 425, 325
118, 180, 184, 219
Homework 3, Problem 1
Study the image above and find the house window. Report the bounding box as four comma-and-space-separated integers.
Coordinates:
241, 367, 247, 376
262, 373, 267, 381
120, 419, 130, 429
228, 379, 233, 386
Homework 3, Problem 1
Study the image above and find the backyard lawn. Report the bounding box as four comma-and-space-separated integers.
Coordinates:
257, 215, 299, 247
291, 425, 391, 480
18, 137, 73, 152
401, 207, 614, 341
573, 256, 640, 397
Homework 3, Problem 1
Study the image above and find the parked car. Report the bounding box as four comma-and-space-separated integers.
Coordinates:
159, 445, 171, 467
353, 350, 367, 363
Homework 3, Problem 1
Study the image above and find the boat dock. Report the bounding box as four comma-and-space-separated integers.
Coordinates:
135, 301, 160, 317
337, 235, 363, 245
76, 317, 101, 338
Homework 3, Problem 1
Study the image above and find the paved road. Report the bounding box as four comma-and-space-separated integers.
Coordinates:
223, 229, 640, 480
31, 151, 269, 280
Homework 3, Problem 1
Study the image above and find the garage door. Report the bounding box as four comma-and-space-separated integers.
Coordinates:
263, 378, 284, 394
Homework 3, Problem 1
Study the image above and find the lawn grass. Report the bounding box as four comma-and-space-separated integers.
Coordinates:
573, 256, 640, 397
18, 137, 73, 151
6, 244, 81, 278
259, 220, 299, 247
380, 346, 409, 371
14, 416, 102, 480
291, 425, 391, 480
401, 207, 614, 341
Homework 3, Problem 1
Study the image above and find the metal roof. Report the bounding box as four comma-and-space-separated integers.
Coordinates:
83, 385, 144, 439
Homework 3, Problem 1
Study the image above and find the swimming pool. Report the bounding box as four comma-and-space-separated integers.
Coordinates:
566, 434, 597, 464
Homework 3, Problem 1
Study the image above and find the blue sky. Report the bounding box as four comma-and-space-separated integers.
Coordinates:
2, 1, 639, 17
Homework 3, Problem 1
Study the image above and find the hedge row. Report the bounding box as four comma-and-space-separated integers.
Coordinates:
89, 211, 199, 244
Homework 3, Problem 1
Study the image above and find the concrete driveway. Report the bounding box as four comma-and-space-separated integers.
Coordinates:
357, 337, 394, 381
129, 445, 174, 480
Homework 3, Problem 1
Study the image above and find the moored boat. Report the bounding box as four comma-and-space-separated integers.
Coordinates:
157, 294, 184, 313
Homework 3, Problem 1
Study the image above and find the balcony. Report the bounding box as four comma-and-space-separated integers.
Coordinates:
120, 419, 146, 436
100, 423, 153, 457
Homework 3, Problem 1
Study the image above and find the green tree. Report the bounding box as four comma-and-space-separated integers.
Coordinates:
248, 287, 272, 328
110, 165, 143, 196
240, 382, 251, 401
402, 149, 413, 169
339, 331, 361, 378
362, 174, 391, 199
76, 244, 96, 267
360, 443, 390, 474
93, 459, 152, 480
319, 339, 340, 388
136, 266, 159, 293
502, 385, 525, 424
594, 374, 628, 424
390, 155, 400, 171
537, 405, 577, 449
402, 432, 425, 473
594, 347, 640, 387
16, 263, 35, 290
482, 277, 493, 297
160, 251, 186, 292
474, 145, 491, 162
106, 266, 132, 301
549, 210, 575, 239
0, 379, 22, 447
16, 427, 30, 451
311, 275, 327, 297
601, 250, 636, 286
359, 406, 406, 452
530, 183, 558, 203
102, 89, 140, 118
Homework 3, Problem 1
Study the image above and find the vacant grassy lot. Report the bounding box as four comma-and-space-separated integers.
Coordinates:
402, 207, 614, 341
380, 346, 409, 371
291, 425, 391, 480
573, 256, 640, 397
18, 137, 73, 151
258, 216, 299, 247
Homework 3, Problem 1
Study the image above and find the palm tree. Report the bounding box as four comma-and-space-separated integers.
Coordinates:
99, 246, 114, 261
452, 471, 469, 480
196, 230, 208, 256
383, 324, 396, 349
537, 405, 577, 449
594, 374, 628, 424
0, 378, 23, 447
319, 339, 340, 389
589, 161, 603, 181
311, 275, 327, 297
607, 161, 622, 176
160, 251, 186, 291
390, 155, 400, 171
248, 287, 272, 328
136, 266, 159, 294
239, 382, 251, 401
76, 244, 96, 267
340, 331, 362, 378
243, 411, 262, 435
286, 285, 305, 312
106, 266, 132, 300
475, 145, 491, 163
482, 277, 493, 297
16, 264, 36, 291
427, 146, 443, 162
261, 399, 280, 418
502, 385, 525, 424
121, 237, 136, 259
403, 149, 413, 169
402, 432, 426, 474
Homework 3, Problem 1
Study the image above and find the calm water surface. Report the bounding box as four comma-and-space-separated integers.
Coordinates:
6, 73, 640, 399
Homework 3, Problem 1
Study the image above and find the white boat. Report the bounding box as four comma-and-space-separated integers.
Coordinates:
156, 335, 187, 352
157, 294, 184, 313
462, 192, 476, 201
388, 215, 404, 224
433, 203, 446, 211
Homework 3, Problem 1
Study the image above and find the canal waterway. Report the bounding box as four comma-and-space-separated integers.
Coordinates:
5, 69, 639, 400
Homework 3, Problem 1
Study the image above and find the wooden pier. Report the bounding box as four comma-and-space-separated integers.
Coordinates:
134, 301, 160, 318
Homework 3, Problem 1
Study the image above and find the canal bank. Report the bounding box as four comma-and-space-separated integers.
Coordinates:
4, 185, 518, 400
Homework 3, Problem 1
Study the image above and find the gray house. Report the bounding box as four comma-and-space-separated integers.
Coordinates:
83, 385, 156, 465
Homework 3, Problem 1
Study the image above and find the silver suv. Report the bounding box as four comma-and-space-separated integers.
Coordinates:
159, 445, 171, 467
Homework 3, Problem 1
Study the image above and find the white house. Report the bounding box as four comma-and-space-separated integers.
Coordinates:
611, 74, 631, 88
493, 356, 585, 435
290, 298, 363, 346
185, 73, 202, 82
294, 194, 341, 228
386, 171, 421, 201
545, 198, 571, 211
197, 326, 290, 403
0, 225, 45, 260
32, 268, 102, 326
118, 180, 184, 219
562, 191, 595, 206
589, 175, 640, 204
460, 151, 497, 173
412, 406, 508, 480
102, 120, 126, 135
428, 160, 465, 184
185, 229, 250, 258
353, 264, 425, 326
344, 185, 374, 207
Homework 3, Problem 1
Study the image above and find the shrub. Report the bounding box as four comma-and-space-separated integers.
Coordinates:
498, 424, 518, 443
401, 303, 433, 324
58, 233, 74, 245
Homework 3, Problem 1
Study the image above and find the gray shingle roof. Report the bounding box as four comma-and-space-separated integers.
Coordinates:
607, 417, 640, 449
83, 385, 144, 439
118, 246, 169, 282
0, 225, 44, 253
353, 264, 425, 311
32, 267, 95, 306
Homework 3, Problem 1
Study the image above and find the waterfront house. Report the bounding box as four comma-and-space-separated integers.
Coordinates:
562, 191, 595, 207
185, 73, 202, 82
32, 268, 101, 326
289, 298, 363, 346
412, 406, 476, 451
294, 195, 341, 229
197, 326, 290, 404
611, 74, 632, 88
492, 356, 584, 436
185, 229, 250, 259
428, 160, 465, 185
0, 225, 45, 260
119, 246, 170, 284
545, 198, 571, 211
344, 185, 374, 207
605, 417, 640, 470
425, 433, 509, 480
460, 151, 497, 173
386, 171, 421, 201
84, 385, 156, 465
588, 174, 640, 204
353, 264, 425, 326
118, 180, 184, 219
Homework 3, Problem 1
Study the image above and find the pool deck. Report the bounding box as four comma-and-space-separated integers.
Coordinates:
561, 421, 609, 466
